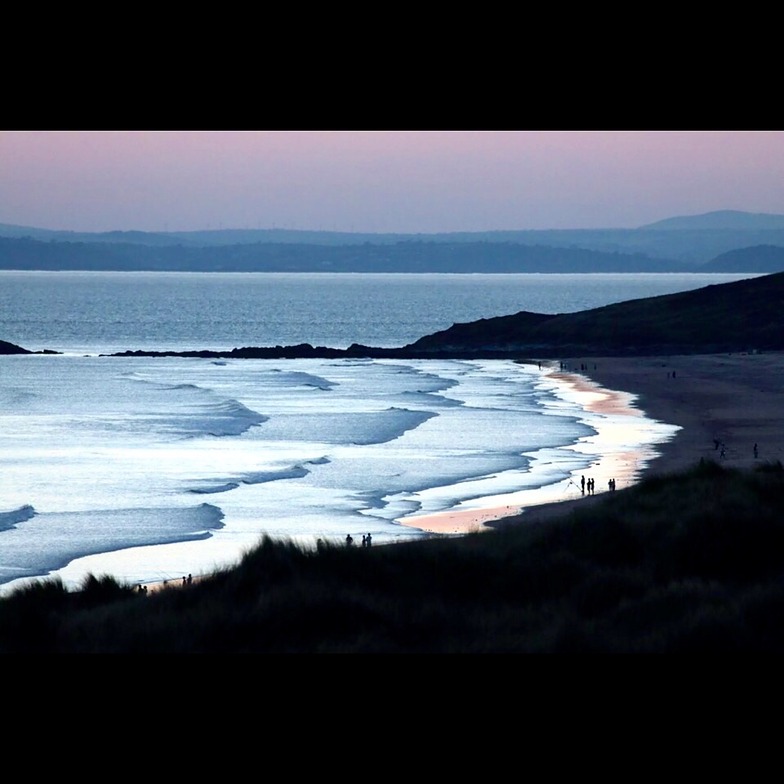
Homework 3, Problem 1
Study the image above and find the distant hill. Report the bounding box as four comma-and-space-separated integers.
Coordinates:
404, 271, 784, 357
0, 236, 686, 273
641, 210, 784, 231
0, 339, 30, 355
700, 244, 784, 273
3, 211, 784, 269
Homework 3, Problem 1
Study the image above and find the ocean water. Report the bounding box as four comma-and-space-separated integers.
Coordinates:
0, 271, 755, 593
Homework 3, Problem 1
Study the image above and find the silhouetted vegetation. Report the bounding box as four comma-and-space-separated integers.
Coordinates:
2, 460, 783, 653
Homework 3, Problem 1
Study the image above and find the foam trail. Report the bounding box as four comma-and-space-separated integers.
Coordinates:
0, 503, 225, 583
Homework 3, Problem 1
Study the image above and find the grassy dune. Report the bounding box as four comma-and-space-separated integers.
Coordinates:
2, 459, 783, 654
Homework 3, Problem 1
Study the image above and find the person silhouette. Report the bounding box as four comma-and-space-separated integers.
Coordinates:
366, 533, 372, 547
346, 534, 353, 546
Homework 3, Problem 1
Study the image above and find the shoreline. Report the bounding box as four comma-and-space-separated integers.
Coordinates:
404, 351, 784, 532
141, 357, 686, 588
399, 360, 676, 534
10, 350, 784, 596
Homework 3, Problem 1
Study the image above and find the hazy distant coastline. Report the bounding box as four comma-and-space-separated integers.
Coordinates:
2, 210, 784, 273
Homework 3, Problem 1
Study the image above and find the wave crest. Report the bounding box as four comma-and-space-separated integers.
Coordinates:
0, 504, 35, 531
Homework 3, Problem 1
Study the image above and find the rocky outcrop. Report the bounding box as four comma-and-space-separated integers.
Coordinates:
0, 340, 32, 355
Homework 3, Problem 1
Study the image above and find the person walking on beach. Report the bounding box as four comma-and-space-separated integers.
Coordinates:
366, 533, 372, 547
346, 534, 354, 547
581, 475, 586, 494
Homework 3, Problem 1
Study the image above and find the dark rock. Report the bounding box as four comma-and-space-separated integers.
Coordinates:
0, 340, 32, 355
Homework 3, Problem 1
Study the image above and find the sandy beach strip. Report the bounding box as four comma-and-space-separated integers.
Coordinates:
406, 351, 784, 533
578, 351, 784, 474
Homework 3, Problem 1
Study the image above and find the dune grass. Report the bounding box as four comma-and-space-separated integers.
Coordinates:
2, 458, 784, 653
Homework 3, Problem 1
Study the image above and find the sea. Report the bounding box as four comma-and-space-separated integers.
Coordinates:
0, 270, 758, 594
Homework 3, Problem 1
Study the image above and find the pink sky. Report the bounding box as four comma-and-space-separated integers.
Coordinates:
1, 130, 783, 233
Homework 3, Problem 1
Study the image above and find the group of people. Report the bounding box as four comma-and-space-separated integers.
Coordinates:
135, 572, 193, 594
345, 533, 372, 547
581, 475, 595, 494
713, 438, 759, 459
580, 475, 616, 494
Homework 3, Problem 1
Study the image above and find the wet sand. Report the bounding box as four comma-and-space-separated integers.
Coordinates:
406, 351, 784, 532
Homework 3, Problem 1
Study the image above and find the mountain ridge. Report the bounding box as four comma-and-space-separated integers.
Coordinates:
640, 210, 784, 231
2, 210, 784, 269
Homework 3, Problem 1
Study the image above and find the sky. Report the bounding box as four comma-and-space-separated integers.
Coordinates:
2, 130, 783, 234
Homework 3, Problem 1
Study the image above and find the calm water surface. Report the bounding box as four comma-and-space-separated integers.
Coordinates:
0, 271, 759, 354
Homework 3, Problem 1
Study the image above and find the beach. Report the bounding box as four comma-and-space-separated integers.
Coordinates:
409, 351, 784, 532
579, 351, 784, 473
138, 350, 784, 593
